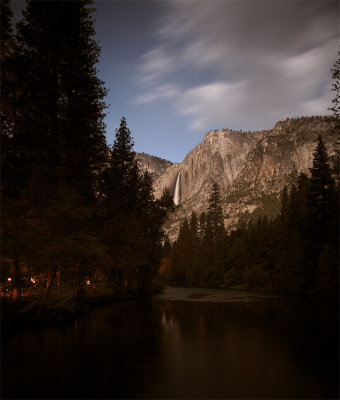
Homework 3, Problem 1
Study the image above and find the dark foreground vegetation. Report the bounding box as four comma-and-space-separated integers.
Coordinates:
164, 135, 339, 293
1, 0, 174, 317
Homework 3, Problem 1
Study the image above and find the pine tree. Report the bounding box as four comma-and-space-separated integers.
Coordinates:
308, 136, 338, 290
108, 117, 140, 210
156, 187, 175, 215
200, 213, 215, 285
1, 0, 108, 298
198, 212, 206, 243
310, 136, 333, 192
1, 0, 19, 199
102, 118, 174, 294
1, 0, 16, 138
208, 182, 225, 239
279, 186, 289, 226
170, 218, 191, 284
15, 0, 108, 201
329, 51, 340, 185
289, 174, 315, 289
1, 0, 25, 300
207, 182, 225, 285
309, 135, 334, 241
185, 211, 200, 284
329, 50, 340, 121
102, 118, 139, 288
189, 211, 199, 243
14, 0, 108, 199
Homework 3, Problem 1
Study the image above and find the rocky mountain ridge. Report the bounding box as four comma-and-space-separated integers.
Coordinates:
136, 152, 173, 180
151, 116, 338, 240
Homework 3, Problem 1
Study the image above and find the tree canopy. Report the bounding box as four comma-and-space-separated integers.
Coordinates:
0, 1, 173, 301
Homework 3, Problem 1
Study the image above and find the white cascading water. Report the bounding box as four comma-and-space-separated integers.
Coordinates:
174, 171, 181, 205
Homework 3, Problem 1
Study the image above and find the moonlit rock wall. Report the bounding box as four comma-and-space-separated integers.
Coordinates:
152, 116, 337, 240
136, 152, 173, 180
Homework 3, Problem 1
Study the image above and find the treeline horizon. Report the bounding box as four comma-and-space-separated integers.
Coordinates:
1, 0, 174, 302
163, 135, 339, 293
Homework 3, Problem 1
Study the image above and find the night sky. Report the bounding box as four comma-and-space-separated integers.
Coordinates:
12, 0, 339, 162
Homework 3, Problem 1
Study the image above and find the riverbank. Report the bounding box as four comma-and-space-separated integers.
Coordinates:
154, 285, 283, 303
0, 291, 142, 335
1, 296, 86, 323
1, 278, 167, 331
2, 284, 337, 335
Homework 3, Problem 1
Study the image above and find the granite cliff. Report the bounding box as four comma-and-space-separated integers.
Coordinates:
152, 116, 338, 240
136, 152, 173, 180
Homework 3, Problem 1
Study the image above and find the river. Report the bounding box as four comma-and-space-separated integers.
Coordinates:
2, 286, 338, 398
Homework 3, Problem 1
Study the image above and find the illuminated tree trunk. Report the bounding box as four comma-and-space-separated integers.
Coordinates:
45, 263, 59, 299
11, 257, 21, 301
56, 268, 61, 297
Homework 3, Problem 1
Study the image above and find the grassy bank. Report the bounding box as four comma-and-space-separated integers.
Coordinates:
1, 279, 166, 334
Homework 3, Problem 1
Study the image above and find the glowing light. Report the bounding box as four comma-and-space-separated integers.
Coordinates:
31, 277, 36, 284
7, 277, 12, 282
86, 280, 91, 285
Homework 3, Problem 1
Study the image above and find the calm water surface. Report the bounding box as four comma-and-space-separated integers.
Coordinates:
2, 287, 338, 399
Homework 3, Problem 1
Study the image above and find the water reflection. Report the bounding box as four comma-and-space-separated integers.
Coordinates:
154, 299, 338, 399
2, 302, 162, 399
2, 296, 338, 399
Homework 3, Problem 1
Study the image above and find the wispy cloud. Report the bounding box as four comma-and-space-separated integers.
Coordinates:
177, 81, 248, 130
133, 83, 181, 105
134, 0, 338, 132
138, 47, 176, 83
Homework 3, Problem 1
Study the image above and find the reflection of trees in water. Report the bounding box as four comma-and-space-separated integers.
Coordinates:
84, 301, 163, 360
3, 298, 337, 399
80, 301, 164, 398
160, 296, 337, 337
2, 301, 164, 399
159, 297, 338, 386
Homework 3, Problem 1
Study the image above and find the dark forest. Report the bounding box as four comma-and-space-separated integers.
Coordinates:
1, 0, 174, 306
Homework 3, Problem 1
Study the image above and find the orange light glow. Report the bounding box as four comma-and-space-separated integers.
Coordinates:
7, 277, 12, 282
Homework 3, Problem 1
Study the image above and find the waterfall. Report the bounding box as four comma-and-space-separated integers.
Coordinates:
174, 171, 181, 205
